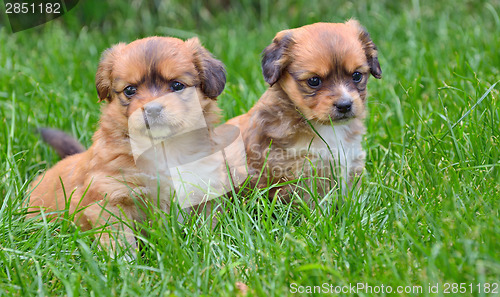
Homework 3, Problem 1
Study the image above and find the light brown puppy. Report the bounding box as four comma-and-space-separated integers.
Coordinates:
29, 36, 226, 250
227, 21, 382, 199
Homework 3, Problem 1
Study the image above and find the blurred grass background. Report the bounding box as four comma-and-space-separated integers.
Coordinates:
0, 0, 499, 296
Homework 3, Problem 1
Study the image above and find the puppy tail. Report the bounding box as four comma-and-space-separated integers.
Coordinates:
38, 128, 85, 159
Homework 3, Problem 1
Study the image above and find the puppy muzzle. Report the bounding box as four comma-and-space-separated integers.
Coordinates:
334, 99, 352, 113
331, 96, 355, 121
143, 101, 164, 119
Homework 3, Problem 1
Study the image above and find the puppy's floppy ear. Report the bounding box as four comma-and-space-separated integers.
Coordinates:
346, 20, 382, 79
95, 43, 125, 102
261, 30, 294, 86
186, 37, 226, 99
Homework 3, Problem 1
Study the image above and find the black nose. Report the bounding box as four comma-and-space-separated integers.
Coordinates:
334, 100, 352, 113
144, 102, 163, 118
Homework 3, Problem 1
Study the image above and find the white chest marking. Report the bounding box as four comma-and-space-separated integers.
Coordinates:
287, 123, 364, 178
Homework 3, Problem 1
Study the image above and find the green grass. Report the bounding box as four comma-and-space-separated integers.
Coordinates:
1, 0, 499, 296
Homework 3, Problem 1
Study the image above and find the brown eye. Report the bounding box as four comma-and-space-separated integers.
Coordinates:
171, 81, 185, 92
123, 86, 137, 97
307, 76, 322, 88
352, 72, 363, 83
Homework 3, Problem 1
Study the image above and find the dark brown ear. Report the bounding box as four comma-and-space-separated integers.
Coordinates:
346, 20, 382, 79
95, 43, 125, 102
186, 37, 226, 99
261, 30, 294, 86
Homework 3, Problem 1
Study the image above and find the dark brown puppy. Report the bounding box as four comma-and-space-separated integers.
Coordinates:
227, 20, 382, 199
29, 37, 226, 251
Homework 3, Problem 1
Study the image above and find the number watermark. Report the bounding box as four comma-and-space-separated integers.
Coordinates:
2, 0, 79, 33
289, 282, 499, 295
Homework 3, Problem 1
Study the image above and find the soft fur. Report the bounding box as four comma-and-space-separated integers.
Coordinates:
39, 127, 86, 158
28, 36, 226, 250
227, 20, 382, 199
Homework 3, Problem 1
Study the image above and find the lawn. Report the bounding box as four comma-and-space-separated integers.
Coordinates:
0, 0, 499, 296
